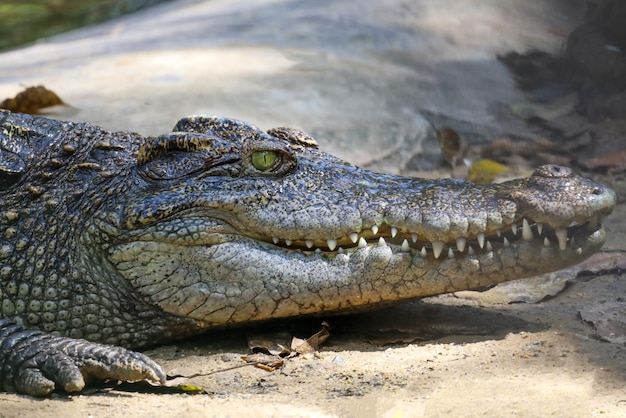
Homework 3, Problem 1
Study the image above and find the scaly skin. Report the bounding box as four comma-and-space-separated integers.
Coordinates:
0, 110, 616, 395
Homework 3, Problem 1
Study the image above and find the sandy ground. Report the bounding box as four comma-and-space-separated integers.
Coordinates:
0, 0, 624, 416
1, 265, 624, 417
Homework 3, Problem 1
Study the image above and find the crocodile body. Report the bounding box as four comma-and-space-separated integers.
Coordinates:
0, 109, 616, 395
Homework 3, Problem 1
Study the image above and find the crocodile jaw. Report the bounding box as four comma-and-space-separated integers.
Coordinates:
106, 212, 608, 326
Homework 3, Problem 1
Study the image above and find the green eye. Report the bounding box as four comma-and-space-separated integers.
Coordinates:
251, 150, 279, 171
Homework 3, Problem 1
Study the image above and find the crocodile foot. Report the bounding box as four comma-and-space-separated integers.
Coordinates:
0, 320, 165, 396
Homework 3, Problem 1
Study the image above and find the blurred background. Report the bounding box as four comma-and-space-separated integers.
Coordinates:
5, 0, 624, 178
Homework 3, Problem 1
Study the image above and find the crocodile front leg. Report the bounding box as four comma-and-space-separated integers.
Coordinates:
0, 319, 165, 396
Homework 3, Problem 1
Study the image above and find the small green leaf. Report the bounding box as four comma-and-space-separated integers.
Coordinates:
178, 383, 206, 393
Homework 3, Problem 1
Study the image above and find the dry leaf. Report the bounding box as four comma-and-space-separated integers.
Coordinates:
0, 85, 66, 114
291, 322, 331, 354
578, 148, 626, 172
247, 331, 292, 356
508, 94, 577, 121
435, 127, 468, 167
243, 353, 285, 371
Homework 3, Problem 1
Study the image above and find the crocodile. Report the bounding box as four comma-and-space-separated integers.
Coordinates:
0, 109, 616, 396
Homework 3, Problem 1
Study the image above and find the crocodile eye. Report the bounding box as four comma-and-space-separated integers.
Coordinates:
251, 150, 279, 171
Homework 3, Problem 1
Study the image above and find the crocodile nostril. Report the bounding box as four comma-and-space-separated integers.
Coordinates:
592, 188, 603, 196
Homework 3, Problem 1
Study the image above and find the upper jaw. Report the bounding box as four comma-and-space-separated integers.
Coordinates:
260, 178, 616, 258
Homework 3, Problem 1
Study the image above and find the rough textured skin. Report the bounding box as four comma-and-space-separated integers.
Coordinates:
0, 110, 616, 396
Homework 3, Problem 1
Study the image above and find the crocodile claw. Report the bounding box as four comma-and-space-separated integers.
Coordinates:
0, 320, 165, 396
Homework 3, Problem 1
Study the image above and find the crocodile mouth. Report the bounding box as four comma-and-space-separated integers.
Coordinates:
265, 215, 607, 258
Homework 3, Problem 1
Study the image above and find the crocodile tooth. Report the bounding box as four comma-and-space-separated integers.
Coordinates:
468, 245, 475, 255
338, 247, 345, 254
486, 240, 493, 251
511, 223, 517, 235
555, 228, 568, 251
420, 246, 427, 257
315, 248, 321, 253
358, 237, 367, 249
371, 225, 379, 235
477, 232, 485, 249
349, 232, 359, 243
456, 237, 466, 252
327, 239, 337, 251
285, 239, 292, 246
503, 237, 510, 247
305, 240, 314, 248
272, 237, 279, 244
432, 241, 445, 259
496, 229, 501, 237
522, 218, 533, 241
378, 237, 387, 247
401, 239, 409, 252
391, 227, 398, 238
544, 237, 550, 247
536, 223, 543, 235
448, 248, 454, 259
411, 233, 417, 243
576, 247, 583, 255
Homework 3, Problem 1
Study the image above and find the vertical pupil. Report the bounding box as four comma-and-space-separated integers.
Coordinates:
253, 151, 277, 170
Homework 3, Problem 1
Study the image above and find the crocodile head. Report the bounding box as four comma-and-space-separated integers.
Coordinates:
95, 116, 616, 327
